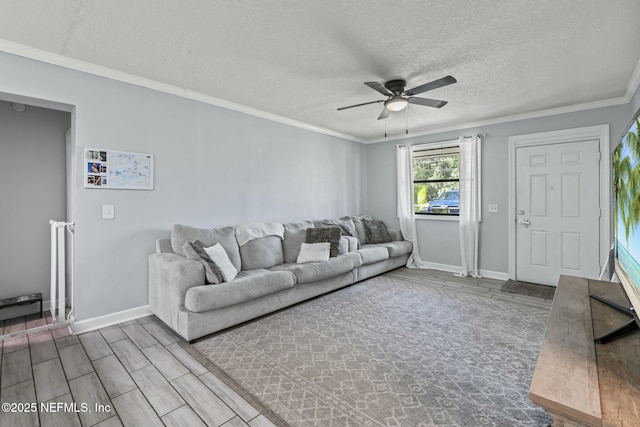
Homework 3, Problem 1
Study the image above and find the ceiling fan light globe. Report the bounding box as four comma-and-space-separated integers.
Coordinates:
385, 97, 408, 112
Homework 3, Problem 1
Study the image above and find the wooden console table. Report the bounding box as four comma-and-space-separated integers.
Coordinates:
529, 276, 640, 426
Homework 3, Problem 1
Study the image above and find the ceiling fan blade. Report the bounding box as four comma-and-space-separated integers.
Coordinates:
377, 108, 391, 120
404, 75, 457, 96
408, 97, 448, 108
364, 82, 393, 96
337, 99, 384, 111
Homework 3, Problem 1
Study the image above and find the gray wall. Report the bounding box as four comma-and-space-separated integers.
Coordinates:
366, 101, 638, 275
2, 47, 637, 321
0, 52, 367, 321
0, 101, 70, 318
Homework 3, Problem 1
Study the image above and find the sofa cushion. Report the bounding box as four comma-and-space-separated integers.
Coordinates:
283, 229, 306, 263
342, 251, 362, 268
364, 219, 392, 244
270, 252, 358, 284
282, 222, 314, 263
306, 227, 341, 257
239, 236, 284, 271
365, 240, 413, 258
343, 236, 358, 252
184, 269, 296, 312
172, 224, 241, 271
156, 238, 173, 254
338, 237, 349, 255
348, 215, 373, 244
283, 221, 314, 232
318, 218, 357, 238
337, 236, 360, 254
356, 246, 389, 265
387, 228, 402, 242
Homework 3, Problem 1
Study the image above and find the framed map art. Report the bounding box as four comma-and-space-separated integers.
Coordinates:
84, 148, 154, 190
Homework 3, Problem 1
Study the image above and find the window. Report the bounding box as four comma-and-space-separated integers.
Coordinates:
413, 145, 460, 215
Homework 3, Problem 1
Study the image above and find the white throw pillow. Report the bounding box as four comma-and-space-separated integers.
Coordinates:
204, 243, 238, 282
296, 242, 330, 264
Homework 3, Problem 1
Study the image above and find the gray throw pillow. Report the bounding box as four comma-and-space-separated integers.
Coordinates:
239, 236, 284, 270
305, 227, 342, 257
182, 240, 224, 284
363, 219, 391, 244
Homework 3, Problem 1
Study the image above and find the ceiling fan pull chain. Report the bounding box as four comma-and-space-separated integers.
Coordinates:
406, 104, 409, 135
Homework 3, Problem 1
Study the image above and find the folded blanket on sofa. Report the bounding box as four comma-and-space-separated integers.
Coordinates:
235, 222, 285, 247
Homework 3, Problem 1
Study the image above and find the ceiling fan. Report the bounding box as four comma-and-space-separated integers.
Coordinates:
337, 75, 457, 120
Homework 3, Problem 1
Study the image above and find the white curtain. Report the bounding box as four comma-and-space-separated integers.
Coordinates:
396, 144, 428, 268
457, 135, 481, 277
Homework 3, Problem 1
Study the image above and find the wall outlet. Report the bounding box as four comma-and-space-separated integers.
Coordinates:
488, 204, 499, 213
102, 204, 115, 220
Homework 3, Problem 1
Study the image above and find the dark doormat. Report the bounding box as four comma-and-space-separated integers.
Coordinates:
501, 280, 556, 300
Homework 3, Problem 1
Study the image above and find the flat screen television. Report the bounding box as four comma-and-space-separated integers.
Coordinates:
594, 112, 640, 343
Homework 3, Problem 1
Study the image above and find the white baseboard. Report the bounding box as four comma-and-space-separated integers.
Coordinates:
70, 305, 151, 335
416, 262, 509, 281
479, 270, 510, 281
421, 261, 463, 274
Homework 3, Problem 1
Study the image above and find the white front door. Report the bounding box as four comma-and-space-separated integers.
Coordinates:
515, 140, 600, 286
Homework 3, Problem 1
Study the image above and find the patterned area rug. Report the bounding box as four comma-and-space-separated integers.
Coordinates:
193, 275, 552, 427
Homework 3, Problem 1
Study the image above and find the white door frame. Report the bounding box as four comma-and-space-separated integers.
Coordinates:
0, 91, 76, 335
508, 124, 610, 281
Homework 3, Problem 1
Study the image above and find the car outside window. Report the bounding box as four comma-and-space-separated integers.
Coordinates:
413, 146, 460, 216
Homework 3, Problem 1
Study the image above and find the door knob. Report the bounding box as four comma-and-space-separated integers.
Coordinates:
517, 218, 531, 227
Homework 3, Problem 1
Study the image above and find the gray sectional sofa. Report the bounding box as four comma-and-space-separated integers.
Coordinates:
148, 216, 412, 342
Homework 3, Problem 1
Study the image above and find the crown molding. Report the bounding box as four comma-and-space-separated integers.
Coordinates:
1, 39, 638, 146
365, 96, 629, 144
0, 40, 365, 144
626, 58, 640, 102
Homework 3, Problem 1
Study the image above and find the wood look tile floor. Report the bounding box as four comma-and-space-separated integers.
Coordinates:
385, 268, 553, 309
0, 313, 277, 427
0, 269, 553, 427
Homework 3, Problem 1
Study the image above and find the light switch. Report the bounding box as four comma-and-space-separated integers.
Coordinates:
488, 204, 499, 213
102, 204, 115, 220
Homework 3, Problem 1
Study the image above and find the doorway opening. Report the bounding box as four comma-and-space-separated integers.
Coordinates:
0, 94, 75, 338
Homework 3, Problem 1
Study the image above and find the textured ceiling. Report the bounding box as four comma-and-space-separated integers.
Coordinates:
0, 0, 639, 141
